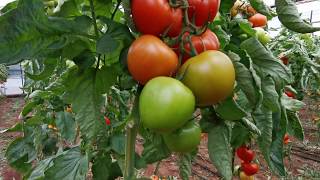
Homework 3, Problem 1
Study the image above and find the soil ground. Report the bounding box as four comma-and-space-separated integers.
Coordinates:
0, 96, 319, 180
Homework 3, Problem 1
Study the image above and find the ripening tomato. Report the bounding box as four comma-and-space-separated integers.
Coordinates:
163, 121, 201, 153
236, 145, 255, 163
248, 13, 267, 27
131, 0, 182, 37
127, 35, 178, 85
180, 29, 220, 63
242, 163, 259, 176
104, 116, 111, 125
178, 50, 235, 106
139, 77, 195, 133
240, 171, 254, 180
188, 0, 220, 26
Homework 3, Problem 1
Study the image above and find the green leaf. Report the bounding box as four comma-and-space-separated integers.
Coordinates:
231, 123, 250, 148
0, 0, 94, 65
21, 101, 38, 117
5, 137, 36, 174
179, 153, 193, 180
275, 0, 320, 33
241, 117, 261, 136
140, 133, 171, 164
0, 122, 22, 133
228, 52, 261, 108
248, 0, 274, 19
241, 37, 293, 89
211, 25, 230, 49
95, 65, 120, 94
238, 20, 256, 37
56, 111, 76, 142
0, 0, 18, 14
25, 58, 57, 81
53, 0, 81, 17
29, 157, 54, 180
65, 68, 105, 141
92, 153, 112, 180
45, 147, 88, 180
208, 122, 232, 180
219, 0, 236, 14
215, 97, 247, 121
287, 111, 304, 141
252, 106, 273, 170
111, 134, 125, 155
97, 34, 120, 54
281, 94, 305, 111
262, 76, 280, 112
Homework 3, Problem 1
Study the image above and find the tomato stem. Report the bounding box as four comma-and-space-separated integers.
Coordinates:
111, 0, 121, 20
124, 87, 141, 179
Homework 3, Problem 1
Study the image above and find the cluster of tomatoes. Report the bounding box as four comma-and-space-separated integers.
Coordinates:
127, 0, 236, 152
236, 145, 259, 180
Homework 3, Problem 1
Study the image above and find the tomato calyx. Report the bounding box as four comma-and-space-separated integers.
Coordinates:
236, 145, 255, 163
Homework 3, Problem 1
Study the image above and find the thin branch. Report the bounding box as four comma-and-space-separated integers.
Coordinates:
111, 0, 121, 20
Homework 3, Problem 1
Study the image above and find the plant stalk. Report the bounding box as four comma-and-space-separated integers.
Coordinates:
124, 92, 140, 179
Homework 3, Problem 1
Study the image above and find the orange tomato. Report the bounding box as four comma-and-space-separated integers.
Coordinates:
127, 35, 178, 84
248, 13, 267, 27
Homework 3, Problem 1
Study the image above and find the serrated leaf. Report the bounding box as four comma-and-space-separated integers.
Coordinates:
92, 153, 112, 180
208, 122, 232, 180
65, 68, 105, 141
215, 97, 247, 121
262, 76, 280, 112
56, 111, 76, 142
219, 0, 236, 14
241, 37, 293, 89
275, 0, 320, 33
287, 111, 304, 141
45, 147, 88, 180
95, 65, 120, 94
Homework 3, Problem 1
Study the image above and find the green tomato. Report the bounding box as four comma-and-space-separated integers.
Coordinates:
163, 121, 201, 153
139, 77, 195, 133
254, 27, 271, 45
178, 50, 235, 106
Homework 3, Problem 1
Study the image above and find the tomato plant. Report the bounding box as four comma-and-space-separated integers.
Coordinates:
0, 0, 318, 179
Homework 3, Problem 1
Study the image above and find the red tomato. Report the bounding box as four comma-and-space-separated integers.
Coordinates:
188, 0, 221, 27
178, 29, 220, 63
131, 0, 182, 37
248, 13, 267, 27
236, 145, 255, 163
104, 116, 111, 125
127, 35, 178, 84
241, 163, 259, 176
285, 91, 295, 98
